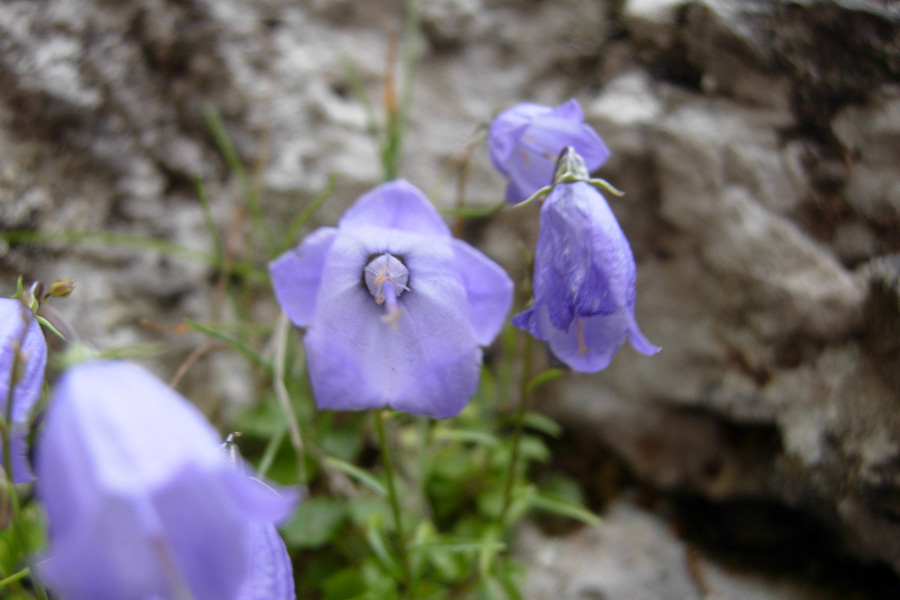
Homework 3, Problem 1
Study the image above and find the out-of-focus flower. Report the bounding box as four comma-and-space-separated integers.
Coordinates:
488, 99, 610, 204
35, 360, 298, 600
513, 148, 659, 371
270, 179, 513, 419
0, 297, 47, 483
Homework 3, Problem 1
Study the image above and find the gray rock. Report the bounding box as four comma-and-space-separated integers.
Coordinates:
520, 500, 842, 600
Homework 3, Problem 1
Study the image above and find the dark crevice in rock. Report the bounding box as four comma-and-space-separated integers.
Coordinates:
672, 495, 900, 599
543, 420, 900, 599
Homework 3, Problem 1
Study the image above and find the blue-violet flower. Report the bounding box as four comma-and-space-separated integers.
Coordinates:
270, 179, 513, 419
35, 360, 298, 600
0, 297, 47, 483
513, 148, 660, 371
488, 99, 610, 204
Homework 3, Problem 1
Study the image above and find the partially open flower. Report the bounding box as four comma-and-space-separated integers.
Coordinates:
35, 360, 298, 600
0, 297, 47, 483
270, 180, 513, 419
513, 148, 660, 371
488, 99, 610, 204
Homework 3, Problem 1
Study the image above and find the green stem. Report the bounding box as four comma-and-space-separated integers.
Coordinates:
498, 332, 533, 527
0, 566, 29, 589
374, 411, 413, 596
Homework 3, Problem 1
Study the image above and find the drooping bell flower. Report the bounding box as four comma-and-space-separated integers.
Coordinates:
0, 297, 47, 483
35, 360, 298, 600
488, 99, 610, 204
513, 147, 660, 371
270, 179, 513, 419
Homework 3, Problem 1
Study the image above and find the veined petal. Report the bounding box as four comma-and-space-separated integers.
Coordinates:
305, 229, 480, 419
39, 495, 172, 600
527, 115, 610, 172
488, 99, 611, 204
0, 298, 47, 425
450, 240, 513, 345
237, 524, 295, 600
536, 182, 632, 330
270, 227, 338, 328
549, 98, 584, 122
43, 362, 223, 494
153, 465, 253, 600
339, 180, 450, 237
537, 304, 629, 373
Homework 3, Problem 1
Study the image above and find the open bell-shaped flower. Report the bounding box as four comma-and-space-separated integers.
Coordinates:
488, 99, 610, 204
35, 360, 298, 600
0, 297, 47, 483
513, 148, 660, 371
270, 179, 513, 419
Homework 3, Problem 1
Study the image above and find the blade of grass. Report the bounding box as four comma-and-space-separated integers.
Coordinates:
194, 177, 226, 267
323, 456, 387, 497
0, 230, 267, 284
184, 318, 271, 374
279, 174, 337, 254
272, 312, 307, 488
202, 103, 274, 256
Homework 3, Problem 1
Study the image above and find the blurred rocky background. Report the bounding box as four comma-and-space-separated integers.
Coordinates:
1, 0, 899, 597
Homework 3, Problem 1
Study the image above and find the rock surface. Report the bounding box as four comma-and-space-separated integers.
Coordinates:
1, 0, 899, 590
520, 500, 846, 600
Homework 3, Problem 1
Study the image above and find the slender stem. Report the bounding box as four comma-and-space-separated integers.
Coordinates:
374, 411, 412, 595
498, 332, 533, 527
0, 566, 29, 589
272, 313, 308, 490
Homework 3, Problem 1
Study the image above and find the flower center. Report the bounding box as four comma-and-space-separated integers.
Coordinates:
364, 254, 409, 327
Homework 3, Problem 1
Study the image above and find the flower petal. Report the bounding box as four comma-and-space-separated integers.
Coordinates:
0, 297, 47, 425
526, 114, 610, 172
450, 240, 513, 345
535, 182, 631, 330
270, 227, 338, 328
535, 304, 629, 373
339, 180, 450, 237
152, 465, 253, 600
237, 524, 295, 600
39, 495, 171, 600
305, 229, 480, 419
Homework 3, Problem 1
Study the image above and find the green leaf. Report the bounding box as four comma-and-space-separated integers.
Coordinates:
279, 174, 337, 254
529, 492, 600, 526
525, 368, 565, 392
324, 456, 387, 497
409, 539, 506, 555
365, 514, 403, 580
184, 318, 271, 373
35, 316, 64, 340
322, 568, 367, 600
281, 496, 348, 549
432, 428, 500, 447
521, 412, 563, 438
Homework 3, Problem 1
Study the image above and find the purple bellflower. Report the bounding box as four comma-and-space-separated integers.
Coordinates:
270, 179, 513, 419
35, 360, 298, 600
513, 147, 660, 372
488, 99, 610, 205
0, 297, 47, 483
